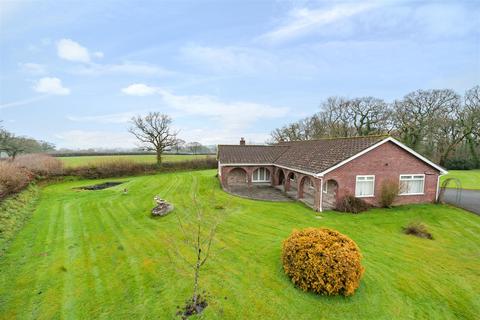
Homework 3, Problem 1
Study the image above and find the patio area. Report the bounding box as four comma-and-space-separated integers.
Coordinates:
227, 185, 293, 202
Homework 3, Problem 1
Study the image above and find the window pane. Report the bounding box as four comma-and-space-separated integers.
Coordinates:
356, 180, 374, 196
265, 170, 270, 180
260, 169, 265, 180
400, 175, 424, 194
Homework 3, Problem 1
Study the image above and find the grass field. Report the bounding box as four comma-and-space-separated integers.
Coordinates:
59, 154, 214, 168
441, 169, 480, 190
1, 170, 479, 319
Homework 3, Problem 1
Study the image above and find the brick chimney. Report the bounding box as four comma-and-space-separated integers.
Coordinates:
240, 137, 246, 145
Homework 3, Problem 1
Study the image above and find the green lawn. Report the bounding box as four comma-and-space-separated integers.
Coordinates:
59, 154, 214, 168
1, 170, 479, 319
441, 169, 480, 190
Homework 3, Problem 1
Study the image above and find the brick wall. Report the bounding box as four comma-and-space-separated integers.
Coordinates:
324, 141, 440, 207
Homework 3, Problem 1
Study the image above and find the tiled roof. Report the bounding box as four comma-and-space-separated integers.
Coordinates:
217, 145, 288, 164
217, 135, 387, 174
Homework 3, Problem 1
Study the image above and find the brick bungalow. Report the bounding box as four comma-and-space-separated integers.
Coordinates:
217, 135, 447, 212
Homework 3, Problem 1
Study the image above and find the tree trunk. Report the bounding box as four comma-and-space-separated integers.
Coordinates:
467, 135, 480, 168
156, 150, 162, 166
193, 225, 201, 307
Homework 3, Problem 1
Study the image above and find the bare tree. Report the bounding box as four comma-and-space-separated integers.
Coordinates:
172, 184, 226, 318
463, 86, 480, 167
393, 89, 459, 151
347, 97, 392, 136
187, 142, 202, 155
173, 138, 186, 154
129, 112, 178, 165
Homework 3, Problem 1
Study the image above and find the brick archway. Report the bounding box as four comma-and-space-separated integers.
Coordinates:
323, 179, 339, 210
298, 175, 314, 199
285, 171, 296, 192
225, 167, 248, 188
274, 168, 286, 187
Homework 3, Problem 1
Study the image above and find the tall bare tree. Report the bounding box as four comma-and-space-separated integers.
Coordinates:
347, 97, 392, 136
393, 89, 459, 151
129, 112, 178, 165
463, 86, 480, 167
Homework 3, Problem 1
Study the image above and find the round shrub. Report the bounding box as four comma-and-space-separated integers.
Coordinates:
282, 228, 364, 296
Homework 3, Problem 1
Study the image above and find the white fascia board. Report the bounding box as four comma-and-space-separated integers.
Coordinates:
316, 137, 447, 177
219, 163, 317, 176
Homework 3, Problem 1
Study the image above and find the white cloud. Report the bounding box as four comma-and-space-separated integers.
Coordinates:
157, 89, 289, 128
180, 45, 274, 74
121, 84, 289, 129
260, 2, 377, 44
0, 95, 49, 109
67, 111, 138, 124
93, 51, 104, 58
57, 38, 91, 63
19, 62, 47, 75
180, 44, 320, 76
33, 77, 70, 95
55, 130, 137, 149
71, 62, 173, 76
122, 83, 158, 96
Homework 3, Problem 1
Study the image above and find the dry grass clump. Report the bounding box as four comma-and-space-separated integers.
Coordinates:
336, 194, 371, 213
282, 228, 364, 296
402, 222, 433, 239
0, 161, 33, 199
14, 153, 63, 176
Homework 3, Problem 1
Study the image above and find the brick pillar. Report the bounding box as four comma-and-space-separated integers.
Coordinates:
284, 170, 291, 192
271, 167, 277, 186
221, 167, 229, 189
297, 174, 305, 199
246, 167, 253, 188
314, 178, 322, 212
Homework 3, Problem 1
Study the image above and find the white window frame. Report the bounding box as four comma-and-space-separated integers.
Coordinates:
399, 174, 425, 196
323, 181, 328, 194
355, 175, 375, 198
252, 168, 271, 182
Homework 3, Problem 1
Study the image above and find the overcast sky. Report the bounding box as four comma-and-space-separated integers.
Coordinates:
0, 0, 479, 149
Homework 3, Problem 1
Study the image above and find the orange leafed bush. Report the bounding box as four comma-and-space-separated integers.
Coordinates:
14, 154, 63, 176
282, 228, 364, 296
0, 161, 33, 199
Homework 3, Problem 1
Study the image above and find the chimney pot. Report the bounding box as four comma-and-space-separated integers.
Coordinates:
240, 137, 246, 145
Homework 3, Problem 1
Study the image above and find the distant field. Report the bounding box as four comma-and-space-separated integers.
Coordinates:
59, 154, 214, 168
441, 169, 480, 190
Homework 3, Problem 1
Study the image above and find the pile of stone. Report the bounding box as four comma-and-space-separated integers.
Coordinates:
151, 196, 174, 217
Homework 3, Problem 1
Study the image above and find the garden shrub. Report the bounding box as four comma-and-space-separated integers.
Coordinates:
14, 153, 64, 176
379, 179, 400, 208
402, 222, 433, 239
336, 194, 370, 213
0, 161, 33, 199
282, 228, 364, 296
